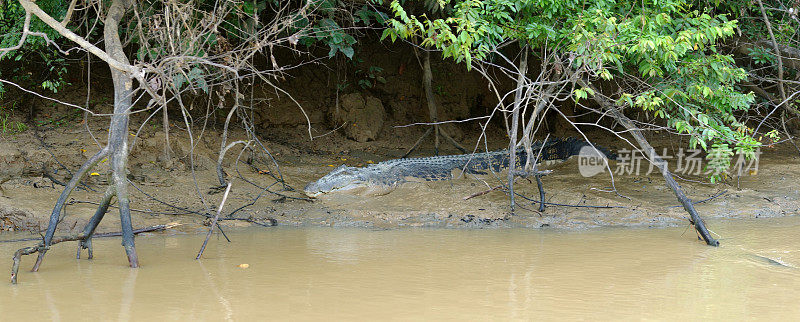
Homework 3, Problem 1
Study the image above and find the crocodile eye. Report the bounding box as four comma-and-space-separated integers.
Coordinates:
331, 165, 356, 176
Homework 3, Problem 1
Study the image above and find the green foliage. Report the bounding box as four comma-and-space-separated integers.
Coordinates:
0, 1, 70, 94
356, 66, 386, 89
290, 1, 385, 59
705, 142, 733, 182
319, 17, 358, 59
746, 47, 776, 66
0, 2, 67, 52
336, 63, 386, 90
172, 67, 209, 94
0, 103, 28, 135
380, 0, 762, 180
434, 84, 448, 97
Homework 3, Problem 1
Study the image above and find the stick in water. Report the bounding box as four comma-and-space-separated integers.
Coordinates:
196, 182, 232, 260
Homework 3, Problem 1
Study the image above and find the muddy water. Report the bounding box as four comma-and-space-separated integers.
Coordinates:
1, 218, 799, 320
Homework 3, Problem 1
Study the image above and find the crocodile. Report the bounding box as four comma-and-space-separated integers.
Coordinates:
304, 137, 615, 197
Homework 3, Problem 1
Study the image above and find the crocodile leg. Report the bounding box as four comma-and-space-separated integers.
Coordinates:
535, 175, 546, 212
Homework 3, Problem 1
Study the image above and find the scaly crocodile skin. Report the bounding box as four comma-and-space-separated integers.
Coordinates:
303, 137, 613, 197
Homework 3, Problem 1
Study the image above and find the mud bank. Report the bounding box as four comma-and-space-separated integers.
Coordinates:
1, 117, 798, 237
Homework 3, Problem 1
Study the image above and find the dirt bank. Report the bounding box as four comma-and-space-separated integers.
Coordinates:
1, 112, 798, 238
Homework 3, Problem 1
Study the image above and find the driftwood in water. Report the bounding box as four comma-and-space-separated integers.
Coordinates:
11, 222, 179, 284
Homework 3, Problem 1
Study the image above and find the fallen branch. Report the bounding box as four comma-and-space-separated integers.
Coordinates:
95, 222, 180, 237
463, 185, 503, 200
196, 182, 232, 260
2, 222, 181, 244
512, 190, 627, 209
67, 199, 194, 216
10, 222, 179, 283
464, 170, 552, 201
581, 80, 720, 246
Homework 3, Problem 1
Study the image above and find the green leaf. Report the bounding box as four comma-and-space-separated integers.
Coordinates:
341, 46, 354, 59
574, 88, 587, 101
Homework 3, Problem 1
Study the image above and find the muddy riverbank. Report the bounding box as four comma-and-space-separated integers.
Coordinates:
1, 116, 798, 236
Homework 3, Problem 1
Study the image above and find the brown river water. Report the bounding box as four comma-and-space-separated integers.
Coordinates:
1, 217, 799, 320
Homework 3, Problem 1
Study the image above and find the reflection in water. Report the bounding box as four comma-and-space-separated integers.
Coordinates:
34, 271, 60, 321
118, 269, 138, 322
198, 260, 233, 321
1, 217, 800, 320
305, 228, 392, 262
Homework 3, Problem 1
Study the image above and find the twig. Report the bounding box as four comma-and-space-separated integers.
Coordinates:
196, 182, 232, 260
667, 190, 727, 209
10, 222, 179, 283
67, 199, 195, 215
463, 185, 503, 200
1, 223, 180, 243
393, 115, 491, 128
512, 191, 627, 209
128, 180, 206, 216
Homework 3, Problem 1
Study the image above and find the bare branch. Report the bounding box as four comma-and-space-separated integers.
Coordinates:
60, 0, 78, 26
17, 0, 144, 78
0, 78, 96, 115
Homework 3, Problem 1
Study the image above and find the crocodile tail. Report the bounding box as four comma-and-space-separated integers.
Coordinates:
541, 137, 617, 161
571, 138, 617, 160
534, 137, 574, 161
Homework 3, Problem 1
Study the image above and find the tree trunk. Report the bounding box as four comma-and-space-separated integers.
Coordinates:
403, 51, 466, 158
162, 104, 172, 164
585, 83, 719, 246
30, 0, 139, 272
104, 0, 138, 267
507, 47, 528, 213
422, 51, 441, 155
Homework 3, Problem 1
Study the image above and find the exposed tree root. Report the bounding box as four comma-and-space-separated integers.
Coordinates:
32, 146, 110, 271
403, 51, 467, 158
215, 141, 250, 188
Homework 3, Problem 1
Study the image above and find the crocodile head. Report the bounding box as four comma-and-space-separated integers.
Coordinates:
304, 165, 367, 197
